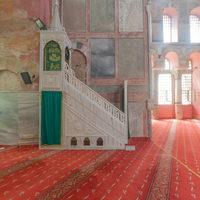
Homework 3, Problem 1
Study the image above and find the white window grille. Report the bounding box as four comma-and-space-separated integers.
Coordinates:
190, 15, 200, 43
158, 74, 172, 105
163, 15, 172, 43
182, 74, 192, 105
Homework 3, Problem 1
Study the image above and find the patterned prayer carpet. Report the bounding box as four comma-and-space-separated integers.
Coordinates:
0, 120, 200, 200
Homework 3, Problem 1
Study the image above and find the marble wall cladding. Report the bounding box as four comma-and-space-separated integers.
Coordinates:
90, 0, 115, 32
18, 93, 39, 140
0, 92, 39, 145
0, 93, 19, 144
119, 0, 144, 32
91, 39, 115, 77
119, 38, 144, 78
63, 0, 86, 32
128, 102, 145, 137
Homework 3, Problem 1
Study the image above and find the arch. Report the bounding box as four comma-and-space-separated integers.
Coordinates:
83, 137, 90, 146
164, 52, 179, 69
189, 52, 200, 70
44, 41, 61, 71
71, 137, 77, 146
96, 137, 103, 146
190, 7, 200, 16
163, 7, 178, 43
71, 49, 87, 83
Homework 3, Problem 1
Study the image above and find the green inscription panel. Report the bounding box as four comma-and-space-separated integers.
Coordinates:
44, 41, 61, 71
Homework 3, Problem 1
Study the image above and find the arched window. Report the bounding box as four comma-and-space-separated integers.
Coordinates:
190, 15, 200, 43
165, 58, 171, 70
71, 137, 77, 146
96, 137, 103, 146
188, 59, 192, 69
163, 8, 178, 43
84, 137, 90, 146
158, 74, 172, 105
164, 52, 179, 70
44, 41, 61, 71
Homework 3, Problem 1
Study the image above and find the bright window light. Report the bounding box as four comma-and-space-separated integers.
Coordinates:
158, 74, 172, 105
163, 15, 172, 43
190, 15, 200, 43
182, 74, 192, 104
165, 58, 171, 70
188, 60, 192, 69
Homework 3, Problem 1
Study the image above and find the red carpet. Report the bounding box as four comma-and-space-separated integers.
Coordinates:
170, 120, 200, 200
0, 120, 200, 199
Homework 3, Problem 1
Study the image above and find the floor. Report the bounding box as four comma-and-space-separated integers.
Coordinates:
0, 120, 200, 200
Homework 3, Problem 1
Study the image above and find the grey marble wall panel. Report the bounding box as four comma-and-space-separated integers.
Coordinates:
18, 93, 39, 141
63, 0, 86, 31
91, 39, 115, 77
119, 38, 144, 78
128, 102, 145, 137
119, 0, 144, 32
0, 92, 39, 145
0, 93, 19, 144
90, 0, 115, 32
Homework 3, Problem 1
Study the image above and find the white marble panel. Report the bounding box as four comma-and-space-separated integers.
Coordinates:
0, 93, 19, 144
42, 72, 62, 90
128, 102, 145, 137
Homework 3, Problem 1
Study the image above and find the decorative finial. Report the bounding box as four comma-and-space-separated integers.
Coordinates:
50, 0, 63, 31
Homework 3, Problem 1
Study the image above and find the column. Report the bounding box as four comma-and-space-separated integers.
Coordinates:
174, 71, 183, 119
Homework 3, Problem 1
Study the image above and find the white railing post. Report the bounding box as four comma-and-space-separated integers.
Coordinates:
124, 80, 128, 143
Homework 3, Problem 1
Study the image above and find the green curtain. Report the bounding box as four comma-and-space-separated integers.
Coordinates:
41, 91, 62, 145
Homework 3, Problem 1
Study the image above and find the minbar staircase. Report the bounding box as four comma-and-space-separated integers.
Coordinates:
62, 65, 128, 149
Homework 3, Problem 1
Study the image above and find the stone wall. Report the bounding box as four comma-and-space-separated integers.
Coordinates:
63, 0, 150, 137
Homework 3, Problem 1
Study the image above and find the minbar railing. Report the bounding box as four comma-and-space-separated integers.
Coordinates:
63, 65, 126, 125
